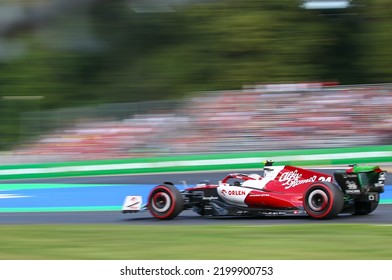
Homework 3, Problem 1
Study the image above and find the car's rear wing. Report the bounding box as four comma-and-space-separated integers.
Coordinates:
334, 166, 386, 195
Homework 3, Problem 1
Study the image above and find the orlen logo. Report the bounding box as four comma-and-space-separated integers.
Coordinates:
221, 189, 246, 196
279, 170, 331, 189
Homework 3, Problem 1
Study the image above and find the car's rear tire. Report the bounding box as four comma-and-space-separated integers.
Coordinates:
304, 181, 344, 219
148, 184, 184, 220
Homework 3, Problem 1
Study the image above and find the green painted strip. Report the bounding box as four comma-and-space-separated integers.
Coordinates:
0, 184, 126, 191
2, 202, 391, 213
0, 145, 391, 179
2, 145, 392, 170
0, 206, 121, 213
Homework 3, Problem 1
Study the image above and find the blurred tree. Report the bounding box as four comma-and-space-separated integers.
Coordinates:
0, 0, 392, 150
357, 0, 392, 82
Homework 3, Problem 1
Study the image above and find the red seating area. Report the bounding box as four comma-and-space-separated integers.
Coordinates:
12, 84, 392, 163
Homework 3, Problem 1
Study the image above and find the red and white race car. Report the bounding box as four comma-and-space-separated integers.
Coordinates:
122, 161, 386, 220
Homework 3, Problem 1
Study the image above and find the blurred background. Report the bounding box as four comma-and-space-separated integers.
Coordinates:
0, 0, 391, 164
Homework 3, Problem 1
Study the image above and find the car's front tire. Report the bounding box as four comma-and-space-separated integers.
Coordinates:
148, 184, 184, 220
304, 181, 344, 219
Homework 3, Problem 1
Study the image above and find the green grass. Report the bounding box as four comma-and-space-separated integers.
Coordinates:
0, 224, 391, 260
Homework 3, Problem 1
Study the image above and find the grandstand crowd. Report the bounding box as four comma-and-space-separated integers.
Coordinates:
7, 84, 392, 163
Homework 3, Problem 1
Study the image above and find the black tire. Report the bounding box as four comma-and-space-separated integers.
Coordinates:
304, 181, 344, 219
148, 184, 184, 220
353, 200, 379, 215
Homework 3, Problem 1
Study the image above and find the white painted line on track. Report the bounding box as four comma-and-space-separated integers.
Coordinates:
0, 151, 391, 176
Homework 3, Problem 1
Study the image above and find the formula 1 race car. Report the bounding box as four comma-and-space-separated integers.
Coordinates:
122, 161, 386, 220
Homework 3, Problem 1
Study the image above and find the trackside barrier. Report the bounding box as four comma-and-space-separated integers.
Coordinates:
0, 145, 391, 180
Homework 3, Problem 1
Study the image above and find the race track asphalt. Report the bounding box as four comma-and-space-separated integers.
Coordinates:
0, 169, 391, 225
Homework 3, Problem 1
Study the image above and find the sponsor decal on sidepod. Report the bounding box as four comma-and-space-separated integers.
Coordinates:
221, 189, 246, 196
278, 170, 332, 189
